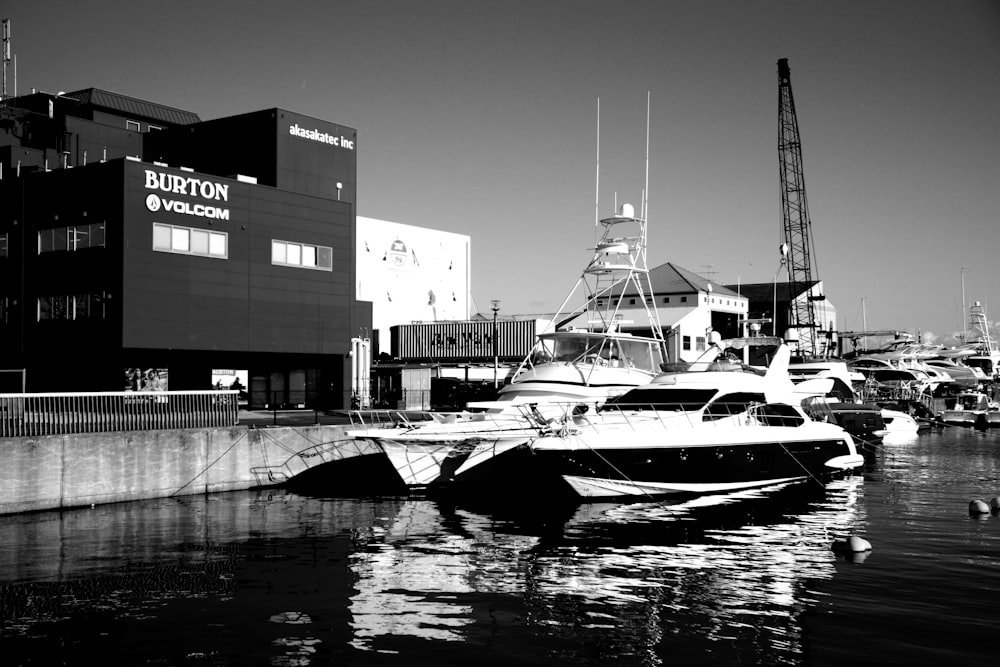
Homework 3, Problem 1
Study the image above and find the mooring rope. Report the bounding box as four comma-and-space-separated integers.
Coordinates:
170, 430, 249, 497
572, 433, 659, 501
778, 442, 825, 488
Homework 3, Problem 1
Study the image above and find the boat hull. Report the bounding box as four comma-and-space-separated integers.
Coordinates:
530, 424, 862, 499
373, 434, 534, 488
939, 410, 1000, 429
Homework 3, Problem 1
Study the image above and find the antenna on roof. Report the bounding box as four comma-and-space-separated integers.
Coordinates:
2, 19, 11, 100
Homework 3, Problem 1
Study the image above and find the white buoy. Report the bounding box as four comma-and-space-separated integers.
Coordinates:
832, 535, 872, 554
969, 499, 990, 515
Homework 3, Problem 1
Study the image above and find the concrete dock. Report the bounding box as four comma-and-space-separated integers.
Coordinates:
0, 418, 384, 515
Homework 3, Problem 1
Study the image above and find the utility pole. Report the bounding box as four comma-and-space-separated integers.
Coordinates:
490, 300, 501, 388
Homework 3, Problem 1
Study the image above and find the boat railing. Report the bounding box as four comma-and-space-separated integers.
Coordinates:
347, 398, 816, 437
0, 391, 239, 438
857, 381, 936, 411
575, 400, 808, 432
346, 407, 545, 433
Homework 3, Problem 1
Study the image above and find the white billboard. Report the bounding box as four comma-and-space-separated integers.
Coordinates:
357, 217, 471, 352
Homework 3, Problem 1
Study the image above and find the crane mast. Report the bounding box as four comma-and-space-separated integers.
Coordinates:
777, 58, 824, 356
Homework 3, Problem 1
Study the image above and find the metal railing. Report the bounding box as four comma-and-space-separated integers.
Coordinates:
0, 390, 239, 437
345, 399, 808, 438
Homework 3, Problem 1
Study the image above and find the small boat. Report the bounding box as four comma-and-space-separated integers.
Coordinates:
528, 343, 864, 500
938, 391, 1000, 429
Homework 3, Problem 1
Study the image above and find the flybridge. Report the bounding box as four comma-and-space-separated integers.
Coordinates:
144, 170, 230, 202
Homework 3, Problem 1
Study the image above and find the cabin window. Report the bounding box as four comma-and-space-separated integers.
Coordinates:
681, 296, 688, 303
756, 403, 806, 427
0, 232, 7, 257
602, 387, 717, 412
696, 336, 706, 351
703, 392, 767, 421
126, 120, 141, 132
682, 336, 691, 351
663, 297, 670, 304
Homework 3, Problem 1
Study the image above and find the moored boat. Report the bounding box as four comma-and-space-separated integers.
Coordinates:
938, 391, 1000, 429
528, 343, 863, 500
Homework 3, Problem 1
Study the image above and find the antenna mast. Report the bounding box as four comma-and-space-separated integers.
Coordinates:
2, 19, 10, 101
644, 91, 650, 221
595, 98, 600, 244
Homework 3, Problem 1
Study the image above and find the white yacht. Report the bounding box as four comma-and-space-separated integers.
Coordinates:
528, 343, 864, 499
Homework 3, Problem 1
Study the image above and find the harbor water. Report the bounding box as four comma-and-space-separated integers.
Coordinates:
2, 427, 999, 666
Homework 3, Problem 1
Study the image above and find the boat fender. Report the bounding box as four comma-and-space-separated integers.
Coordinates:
968, 499, 990, 515
831, 535, 872, 554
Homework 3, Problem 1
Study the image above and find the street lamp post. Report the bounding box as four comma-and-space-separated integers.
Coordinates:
490, 300, 501, 388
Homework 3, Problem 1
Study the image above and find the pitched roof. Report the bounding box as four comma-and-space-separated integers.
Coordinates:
646, 262, 741, 297
61, 88, 202, 126
724, 281, 820, 302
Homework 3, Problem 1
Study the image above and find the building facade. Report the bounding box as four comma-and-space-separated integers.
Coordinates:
0, 89, 371, 409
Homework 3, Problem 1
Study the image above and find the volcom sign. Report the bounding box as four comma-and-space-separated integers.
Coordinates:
143, 169, 231, 221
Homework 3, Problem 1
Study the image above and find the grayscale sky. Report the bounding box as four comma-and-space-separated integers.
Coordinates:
5, 1, 998, 343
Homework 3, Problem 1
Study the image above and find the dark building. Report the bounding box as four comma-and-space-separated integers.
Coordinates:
0, 89, 371, 409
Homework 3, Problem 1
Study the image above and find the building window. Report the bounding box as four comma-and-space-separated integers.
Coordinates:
148, 124, 163, 131
38, 223, 106, 253
72, 222, 104, 250
153, 223, 227, 259
126, 120, 141, 132
682, 335, 691, 351
681, 296, 688, 303
696, 336, 706, 351
37, 293, 106, 321
271, 239, 333, 271
662, 297, 670, 304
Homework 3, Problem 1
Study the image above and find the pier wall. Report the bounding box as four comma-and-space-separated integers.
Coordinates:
0, 425, 378, 515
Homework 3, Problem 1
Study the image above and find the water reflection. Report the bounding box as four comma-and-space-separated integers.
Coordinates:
345, 477, 865, 662
0, 474, 866, 665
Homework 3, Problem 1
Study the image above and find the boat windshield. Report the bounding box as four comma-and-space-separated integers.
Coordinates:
600, 388, 717, 412
529, 333, 661, 373
965, 358, 995, 376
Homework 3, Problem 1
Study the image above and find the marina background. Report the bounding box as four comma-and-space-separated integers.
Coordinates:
3, 1, 998, 340
1, 426, 998, 665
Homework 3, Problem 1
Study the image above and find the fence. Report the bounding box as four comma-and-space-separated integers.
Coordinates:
0, 390, 239, 437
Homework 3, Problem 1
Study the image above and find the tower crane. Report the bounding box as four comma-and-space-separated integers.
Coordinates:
777, 58, 826, 356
